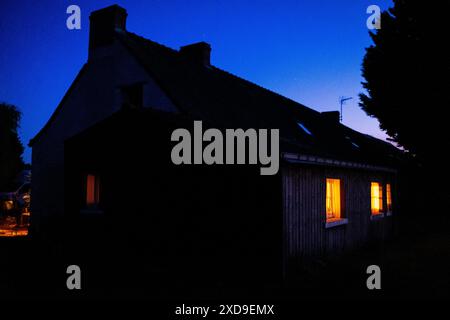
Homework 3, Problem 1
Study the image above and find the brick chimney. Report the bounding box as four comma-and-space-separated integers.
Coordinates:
179, 42, 211, 66
321, 111, 340, 123
89, 5, 127, 59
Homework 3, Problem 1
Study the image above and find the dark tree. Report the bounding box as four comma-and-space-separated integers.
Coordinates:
360, 0, 449, 166
0, 103, 25, 191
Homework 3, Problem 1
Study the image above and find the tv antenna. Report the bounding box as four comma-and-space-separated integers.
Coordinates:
339, 96, 353, 122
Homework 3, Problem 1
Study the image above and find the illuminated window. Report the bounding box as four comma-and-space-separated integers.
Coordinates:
386, 183, 392, 213
86, 174, 100, 207
326, 178, 341, 221
371, 182, 383, 215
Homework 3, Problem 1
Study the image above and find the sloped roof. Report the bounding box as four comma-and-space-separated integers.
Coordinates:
115, 30, 403, 167
29, 26, 402, 167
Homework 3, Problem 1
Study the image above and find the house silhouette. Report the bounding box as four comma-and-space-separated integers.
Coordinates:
29, 5, 402, 287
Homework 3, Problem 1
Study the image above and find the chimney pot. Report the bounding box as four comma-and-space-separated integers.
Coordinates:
321, 111, 340, 123
89, 5, 127, 58
179, 42, 211, 66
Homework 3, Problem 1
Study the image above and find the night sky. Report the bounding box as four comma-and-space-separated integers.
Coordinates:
0, 0, 393, 163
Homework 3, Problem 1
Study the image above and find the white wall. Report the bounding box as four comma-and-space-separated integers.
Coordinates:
31, 39, 178, 232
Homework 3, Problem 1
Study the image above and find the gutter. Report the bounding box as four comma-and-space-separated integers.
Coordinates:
282, 152, 397, 173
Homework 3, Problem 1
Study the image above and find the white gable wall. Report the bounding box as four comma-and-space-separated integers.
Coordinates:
31, 40, 178, 233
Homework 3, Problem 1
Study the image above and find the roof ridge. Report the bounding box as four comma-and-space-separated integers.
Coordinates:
123, 30, 178, 55
116, 30, 403, 162
122, 30, 319, 116
210, 65, 320, 115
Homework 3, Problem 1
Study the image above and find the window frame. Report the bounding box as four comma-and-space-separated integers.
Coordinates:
325, 177, 348, 228
370, 181, 385, 219
386, 183, 393, 216
120, 82, 144, 109
81, 173, 103, 214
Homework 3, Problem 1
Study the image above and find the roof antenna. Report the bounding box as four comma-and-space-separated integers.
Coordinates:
339, 96, 353, 122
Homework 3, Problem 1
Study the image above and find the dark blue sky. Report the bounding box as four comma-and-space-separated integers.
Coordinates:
0, 0, 393, 163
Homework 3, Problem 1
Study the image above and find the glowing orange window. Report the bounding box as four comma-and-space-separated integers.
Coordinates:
386, 183, 392, 213
326, 178, 341, 221
371, 182, 383, 215
86, 174, 100, 207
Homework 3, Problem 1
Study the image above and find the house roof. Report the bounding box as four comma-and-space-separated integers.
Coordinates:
115, 30, 403, 168
30, 26, 403, 168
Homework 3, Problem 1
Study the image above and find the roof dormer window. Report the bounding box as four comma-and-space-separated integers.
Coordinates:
297, 122, 313, 136
345, 136, 360, 149
121, 83, 143, 109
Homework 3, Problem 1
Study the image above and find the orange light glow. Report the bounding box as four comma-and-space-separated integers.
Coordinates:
371, 182, 383, 215
0, 214, 30, 237
386, 183, 392, 213
0, 228, 28, 237
326, 178, 341, 221
86, 174, 100, 206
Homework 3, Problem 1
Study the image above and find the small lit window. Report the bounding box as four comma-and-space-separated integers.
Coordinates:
86, 174, 100, 207
326, 178, 341, 221
386, 183, 392, 213
297, 122, 313, 136
371, 182, 383, 215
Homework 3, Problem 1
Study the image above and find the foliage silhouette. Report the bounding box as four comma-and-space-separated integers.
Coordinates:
360, 0, 448, 167
0, 102, 24, 190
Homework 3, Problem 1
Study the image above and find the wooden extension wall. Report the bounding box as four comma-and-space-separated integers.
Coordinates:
282, 163, 396, 262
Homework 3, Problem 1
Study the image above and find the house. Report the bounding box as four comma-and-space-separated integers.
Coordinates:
30, 5, 402, 282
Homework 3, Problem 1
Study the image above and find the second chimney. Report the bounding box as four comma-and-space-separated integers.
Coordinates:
321, 111, 341, 123
179, 42, 211, 66
89, 5, 127, 59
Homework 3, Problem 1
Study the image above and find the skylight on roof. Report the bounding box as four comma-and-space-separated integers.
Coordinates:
297, 122, 313, 136
345, 136, 360, 149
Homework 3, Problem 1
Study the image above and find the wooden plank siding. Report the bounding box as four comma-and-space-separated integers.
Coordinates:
282, 163, 396, 264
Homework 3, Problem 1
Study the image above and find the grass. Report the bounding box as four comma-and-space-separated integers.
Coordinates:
1, 217, 450, 300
